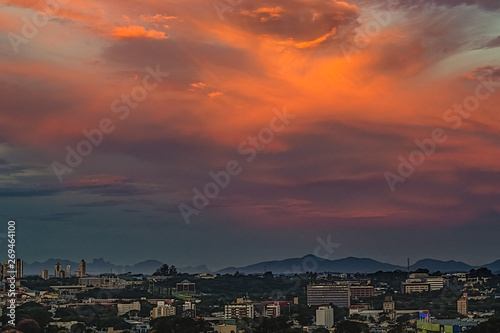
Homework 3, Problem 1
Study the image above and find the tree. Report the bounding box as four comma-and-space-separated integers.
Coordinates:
336, 320, 368, 333
16, 319, 41, 333
296, 312, 313, 326
70, 323, 86, 333
153, 264, 178, 276
254, 317, 300, 333
168, 265, 178, 276
152, 317, 212, 333
314, 328, 330, 333
153, 264, 170, 276
16, 303, 51, 329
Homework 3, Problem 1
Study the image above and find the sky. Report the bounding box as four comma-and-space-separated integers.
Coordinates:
0, 0, 500, 271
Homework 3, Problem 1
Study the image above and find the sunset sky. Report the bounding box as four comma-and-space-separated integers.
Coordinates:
1, 0, 500, 270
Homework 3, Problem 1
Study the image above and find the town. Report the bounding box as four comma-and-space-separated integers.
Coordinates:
1, 259, 500, 333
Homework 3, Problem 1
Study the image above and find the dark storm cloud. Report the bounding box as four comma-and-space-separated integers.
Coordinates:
227, 0, 359, 42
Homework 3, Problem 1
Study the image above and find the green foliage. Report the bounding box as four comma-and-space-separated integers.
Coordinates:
253, 317, 301, 333
151, 317, 212, 333
16, 319, 41, 333
336, 320, 369, 333
314, 328, 329, 333
153, 264, 178, 276
13, 303, 51, 329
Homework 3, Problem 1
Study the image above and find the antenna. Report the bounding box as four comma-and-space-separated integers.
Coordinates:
407, 258, 410, 276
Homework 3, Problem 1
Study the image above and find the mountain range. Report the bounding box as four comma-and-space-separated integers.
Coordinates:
21, 256, 500, 276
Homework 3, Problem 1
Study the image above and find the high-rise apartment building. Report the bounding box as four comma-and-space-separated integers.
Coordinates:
225, 298, 255, 319
66, 265, 71, 278
307, 284, 350, 307
15, 259, 23, 279
55, 262, 62, 278
383, 296, 396, 320
76, 260, 86, 277
457, 293, 468, 316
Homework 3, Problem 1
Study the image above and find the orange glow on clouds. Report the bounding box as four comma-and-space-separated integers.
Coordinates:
112, 25, 168, 39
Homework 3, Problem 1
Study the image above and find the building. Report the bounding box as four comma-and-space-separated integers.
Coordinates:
76, 260, 86, 277
183, 300, 196, 317
402, 273, 444, 293
15, 259, 23, 279
1, 261, 9, 281
383, 296, 396, 320
457, 293, 468, 316
264, 302, 281, 318
316, 306, 334, 328
402, 283, 430, 293
131, 323, 150, 333
78, 277, 102, 286
417, 319, 477, 332
350, 286, 375, 298
55, 262, 62, 278
307, 284, 350, 307
349, 304, 372, 312
117, 302, 141, 316
51, 285, 89, 296
42, 269, 49, 280
151, 301, 176, 319
176, 280, 196, 294
66, 265, 71, 278
225, 298, 255, 319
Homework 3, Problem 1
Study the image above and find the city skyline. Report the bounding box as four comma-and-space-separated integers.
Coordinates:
1, 0, 500, 270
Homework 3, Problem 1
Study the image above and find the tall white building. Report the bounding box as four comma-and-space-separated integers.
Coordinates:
316, 306, 334, 328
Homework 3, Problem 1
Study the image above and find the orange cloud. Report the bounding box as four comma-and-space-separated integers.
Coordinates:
240, 6, 283, 22
112, 25, 168, 39
140, 14, 178, 24
208, 91, 223, 98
